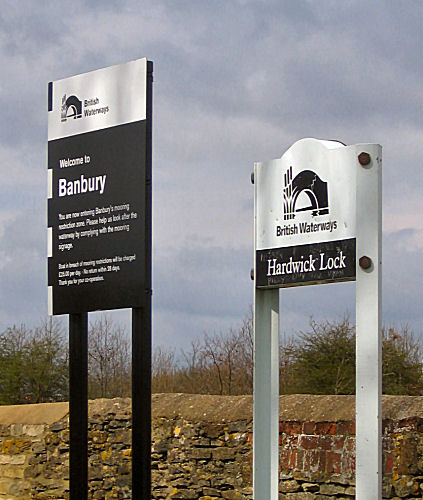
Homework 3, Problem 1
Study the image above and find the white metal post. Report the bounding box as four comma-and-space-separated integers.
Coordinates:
253, 159, 280, 500
253, 288, 280, 500
355, 144, 382, 499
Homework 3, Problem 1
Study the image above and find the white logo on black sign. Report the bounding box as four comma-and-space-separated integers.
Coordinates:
283, 166, 329, 220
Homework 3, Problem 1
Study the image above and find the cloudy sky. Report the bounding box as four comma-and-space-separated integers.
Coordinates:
0, 1, 422, 349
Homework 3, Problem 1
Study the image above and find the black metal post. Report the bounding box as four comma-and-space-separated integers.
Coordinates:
69, 312, 88, 500
131, 59, 153, 500
132, 306, 152, 498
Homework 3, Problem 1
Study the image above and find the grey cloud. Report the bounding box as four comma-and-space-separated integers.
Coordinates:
0, 209, 46, 329
382, 229, 423, 329
0, 0, 423, 348
154, 244, 252, 318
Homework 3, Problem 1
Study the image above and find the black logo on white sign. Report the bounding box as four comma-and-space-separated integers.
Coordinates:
61, 95, 82, 122
283, 167, 329, 220
61, 94, 110, 123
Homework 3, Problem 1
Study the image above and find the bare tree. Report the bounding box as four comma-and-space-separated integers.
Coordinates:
179, 339, 211, 394
202, 329, 244, 395
152, 346, 179, 393
150, 310, 256, 396
88, 315, 131, 398
237, 308, 254, 392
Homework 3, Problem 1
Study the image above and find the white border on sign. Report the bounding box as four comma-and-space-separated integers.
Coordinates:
48, 58, 147, 141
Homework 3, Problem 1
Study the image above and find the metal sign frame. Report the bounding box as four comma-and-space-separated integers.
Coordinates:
253, 141, 382, 500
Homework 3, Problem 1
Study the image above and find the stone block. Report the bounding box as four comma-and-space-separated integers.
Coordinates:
89, 430, 108, 444
189, 448, 212, 460
302, 483, 319, 492
393, 474, 420, 497
212, 448, 236, 461
1, 464, 25, 479
281, 493, 316, 499
0, 481, 9, 495
280, 480, 300, 493
319, 483, 346, 495
10, 424, 24, 436
202, 487, 221, 496
23, 425, 45, 437
0, 454, 26, 465
222, 490, 245, 499
6, 479, 31, 496
50, 421, 67, 433
168, 488, 198, 499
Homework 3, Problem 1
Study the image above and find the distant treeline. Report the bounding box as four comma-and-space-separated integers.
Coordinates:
0, 312, 422, 405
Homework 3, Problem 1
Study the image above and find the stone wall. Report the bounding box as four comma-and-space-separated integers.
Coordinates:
1, 394, 423, 499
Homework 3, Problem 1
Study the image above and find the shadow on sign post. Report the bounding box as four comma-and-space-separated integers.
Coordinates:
47, 58, 153, 499
253, 138, 382, 500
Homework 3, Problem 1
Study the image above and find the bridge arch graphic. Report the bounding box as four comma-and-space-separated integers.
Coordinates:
283, 167, 329, 220
61, 95, 82, 122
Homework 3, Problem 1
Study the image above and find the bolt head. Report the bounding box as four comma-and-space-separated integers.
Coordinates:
358, 152, 371, 166
359, 255, 372, 270
250, 268, 254, 281
251, 172, 255, 184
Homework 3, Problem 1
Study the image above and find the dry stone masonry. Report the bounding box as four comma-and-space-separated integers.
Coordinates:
1, 394, 423, 498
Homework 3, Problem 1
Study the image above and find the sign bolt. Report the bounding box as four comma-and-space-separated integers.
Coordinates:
250, 268, 254, 280
359, 255, 372, 270
358, 152, 371, 166
251, 172, 255, 184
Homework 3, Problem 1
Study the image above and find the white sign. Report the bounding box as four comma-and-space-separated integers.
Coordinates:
48, 58, 147, 141
255, 138, 357, 288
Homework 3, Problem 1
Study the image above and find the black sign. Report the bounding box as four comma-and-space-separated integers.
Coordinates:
47, 59, 152, 315
48, 122, 149, 314
256, 238, 356, 288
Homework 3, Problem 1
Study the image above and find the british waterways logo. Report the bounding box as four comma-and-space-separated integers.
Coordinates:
283, 166, 329, 220
61, 95, 82, 122
61, 94, 109, 123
